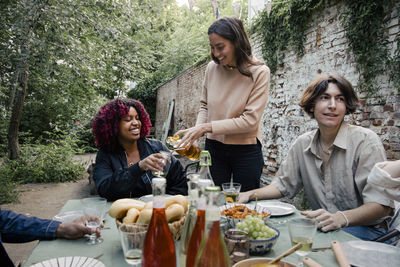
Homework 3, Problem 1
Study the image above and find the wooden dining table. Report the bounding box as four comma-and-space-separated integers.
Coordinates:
23, 199, 359, 266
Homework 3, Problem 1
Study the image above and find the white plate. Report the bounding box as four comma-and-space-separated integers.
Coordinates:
256, 201, 296, 217
53, 210, 84, 223
341, 240, 400, 267
30, 256, 105, 267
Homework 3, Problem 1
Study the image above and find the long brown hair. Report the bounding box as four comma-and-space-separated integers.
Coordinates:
208, 17, 262, 78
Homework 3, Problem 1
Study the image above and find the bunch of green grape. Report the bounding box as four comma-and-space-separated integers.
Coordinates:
235, 215, 277, 240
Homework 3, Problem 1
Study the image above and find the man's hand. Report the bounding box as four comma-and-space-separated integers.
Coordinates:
56, 215, 102, 240
301, 209, 347, 232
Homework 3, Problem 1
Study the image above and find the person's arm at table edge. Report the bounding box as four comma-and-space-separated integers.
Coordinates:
238, 184, 283, 203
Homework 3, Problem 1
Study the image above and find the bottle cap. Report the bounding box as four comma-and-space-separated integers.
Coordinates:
199, 150, 212, 167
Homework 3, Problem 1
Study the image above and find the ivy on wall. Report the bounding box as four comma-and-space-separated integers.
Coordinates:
252, 0, 399, 93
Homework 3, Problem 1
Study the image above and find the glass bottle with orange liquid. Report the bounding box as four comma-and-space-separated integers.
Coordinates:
166, 135, 201, 160
142, 177, 176, 267
194, 186, 231, 267
179, 174, 200, 267
186, 196, 206, 267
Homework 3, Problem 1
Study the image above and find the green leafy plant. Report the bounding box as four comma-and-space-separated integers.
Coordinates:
340, 0, 394, 93
253, 0, 399, 93
0, 137, 85, 203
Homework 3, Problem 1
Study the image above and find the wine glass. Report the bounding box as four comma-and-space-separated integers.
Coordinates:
287, 217, 317, 265
81, 197, 106, 245
152, 151, 171, 178
119, 223, 148, 266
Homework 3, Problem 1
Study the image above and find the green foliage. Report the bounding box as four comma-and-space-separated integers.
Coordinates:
251, 0, 325, 73
0, 138, 84, 183
131, 0, 249, 119
340, 0, 396, 93
253, 0, 399, 93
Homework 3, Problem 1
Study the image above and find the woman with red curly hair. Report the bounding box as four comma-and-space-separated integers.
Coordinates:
92, 98, 187, 201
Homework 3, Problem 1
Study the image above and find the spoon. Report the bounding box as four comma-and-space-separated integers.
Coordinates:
268, 243, 302, 264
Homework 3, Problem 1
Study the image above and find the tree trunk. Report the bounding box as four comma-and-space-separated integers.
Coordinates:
7, 66, 28, 159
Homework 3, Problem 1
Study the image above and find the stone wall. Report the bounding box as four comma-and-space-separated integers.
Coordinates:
155, 1, 400, 179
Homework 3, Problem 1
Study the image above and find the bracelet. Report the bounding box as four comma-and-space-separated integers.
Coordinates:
337, 211, 349, 227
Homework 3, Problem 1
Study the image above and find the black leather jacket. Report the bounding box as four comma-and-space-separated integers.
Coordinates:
93, 138, 187, 201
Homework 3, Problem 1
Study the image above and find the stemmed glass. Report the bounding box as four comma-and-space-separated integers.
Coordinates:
152, 151, 171, 178
81, 197, 106, 245
119, 223, 148, 266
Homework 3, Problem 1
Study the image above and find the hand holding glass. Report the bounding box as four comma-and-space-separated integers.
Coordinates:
81, 197, 106, 245
152, 151, 171, 177
222, 182, 241, 203
119, 224, 148, 266
287, 218, 317, 257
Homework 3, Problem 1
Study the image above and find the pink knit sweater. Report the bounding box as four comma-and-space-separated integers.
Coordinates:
196, 61, 270, 145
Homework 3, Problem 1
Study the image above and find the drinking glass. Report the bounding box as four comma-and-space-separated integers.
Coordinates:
287, 217, 317, 257
224, 229, 249, 265
119, 224, 148, 267
81, 197, 106, 245
222, 182, 241, 203
152, 151, 171, 178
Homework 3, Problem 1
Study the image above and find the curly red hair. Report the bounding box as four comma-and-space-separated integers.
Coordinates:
92, 98, 152, 152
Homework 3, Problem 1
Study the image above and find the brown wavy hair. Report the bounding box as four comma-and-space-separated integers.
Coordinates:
92, 98, 151, 152
299, 73, 359, 118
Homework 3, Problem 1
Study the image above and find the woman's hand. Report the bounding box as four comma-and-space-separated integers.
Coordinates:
174, 123, 212, 149
138, 153, 166, 172
301, 209, 347, 232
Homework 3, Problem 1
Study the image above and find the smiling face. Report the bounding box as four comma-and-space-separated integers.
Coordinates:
209, 33, 236, 67
118, 107, 142, 144
312, 83, 347, 132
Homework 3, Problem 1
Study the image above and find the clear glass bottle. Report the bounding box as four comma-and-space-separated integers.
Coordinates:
179, 174, 200, 267
142, 178, 176, 267
194, 186, 231, 267
166, 135, 201, 160
198, 150, 214, 190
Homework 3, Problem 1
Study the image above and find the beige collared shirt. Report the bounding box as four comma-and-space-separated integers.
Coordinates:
272, 122, 393, 219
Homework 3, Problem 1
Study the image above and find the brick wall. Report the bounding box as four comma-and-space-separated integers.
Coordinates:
155, 1, 400, 179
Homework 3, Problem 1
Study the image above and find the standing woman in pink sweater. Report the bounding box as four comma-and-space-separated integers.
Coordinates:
175, 17, 270, 191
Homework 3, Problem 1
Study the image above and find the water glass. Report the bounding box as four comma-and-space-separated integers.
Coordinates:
119, 224, 148, 266
152, 151, 171, 178
222, 182, 241, 203
287, 218, 317, 257
81, 197, 106, 245
224, 229, 249, 265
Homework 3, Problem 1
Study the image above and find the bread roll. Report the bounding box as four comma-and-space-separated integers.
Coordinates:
136, 208, 153, 224
166, 203, 185, 223
122, 207, 140, 224
165, 195, 188, 212
109, 198, 145, 219
143, 195, 188, 212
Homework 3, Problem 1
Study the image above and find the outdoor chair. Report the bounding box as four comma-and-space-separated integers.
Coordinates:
373, 206, 400, 246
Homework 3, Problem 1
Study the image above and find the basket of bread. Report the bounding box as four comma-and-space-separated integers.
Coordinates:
109, 194, 188, 241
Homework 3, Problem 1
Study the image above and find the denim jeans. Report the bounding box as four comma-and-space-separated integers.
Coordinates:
205, 138, 264, 192
342, 225, 388, 242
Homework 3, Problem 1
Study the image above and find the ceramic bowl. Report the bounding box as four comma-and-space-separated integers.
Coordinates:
249, 226, 280, 255
232, 257, 296, 267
